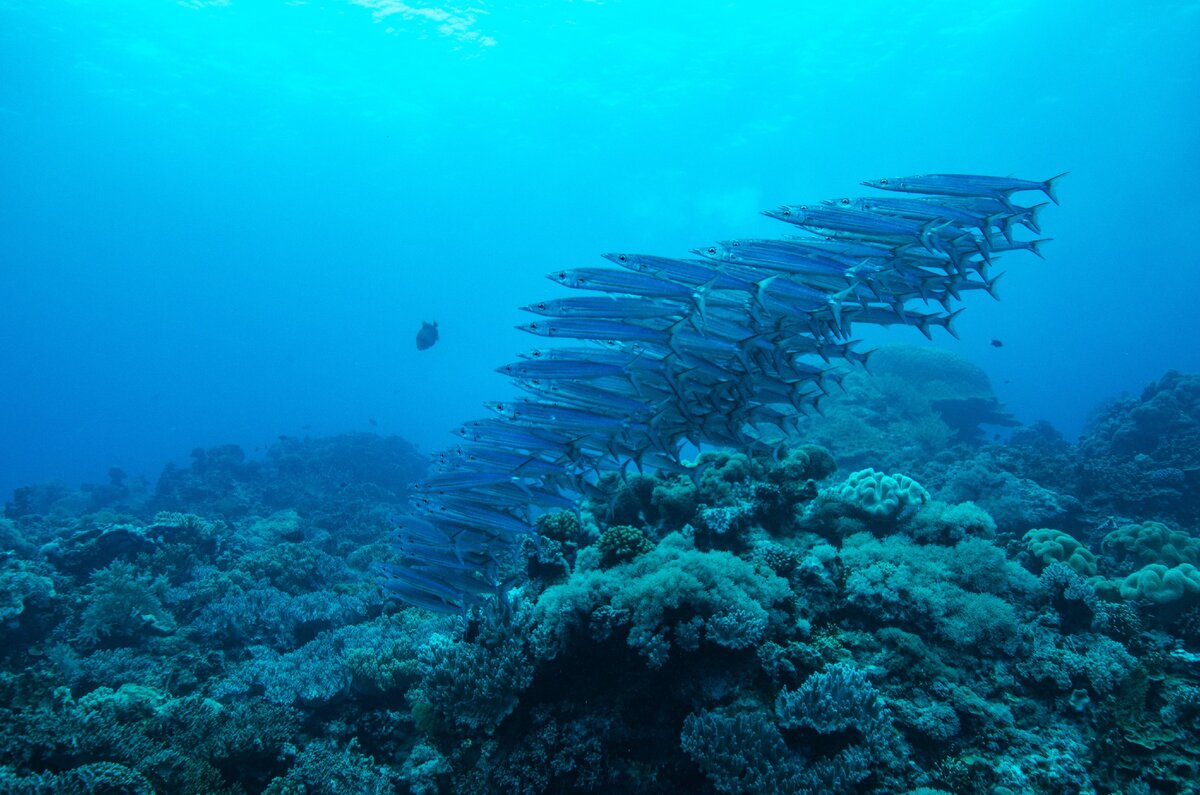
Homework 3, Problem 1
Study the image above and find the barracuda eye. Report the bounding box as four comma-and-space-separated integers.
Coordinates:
799, 205, 809, 211
880, 178, 889, 185
706, 246, 717, 255
537, 302, 548, 311
840, 198, 851, 206
618, 254, 628, 262
557, 271, 567, 280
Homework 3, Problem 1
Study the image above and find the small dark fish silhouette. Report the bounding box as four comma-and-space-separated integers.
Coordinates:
990, 339, 1004, 347
416, 321, 439, 350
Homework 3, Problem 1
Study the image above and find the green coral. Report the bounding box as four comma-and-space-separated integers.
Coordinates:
768, 445, 838, 502
1024, 528, 1098, 577
837, 468, 929, 520
0, 562, 55, 625
1102, 521, 1199, 569
596, 525, 655, 566
534, 532, 791, 667
840, 533, 1036, 652
650, 475, 699, 528
77, 560, 176, 644
537, 510, 583, 544
909, 500, 997, 544
773, 444, 837, 483
696, 451, 758, 505
1118, 563, 1200, 605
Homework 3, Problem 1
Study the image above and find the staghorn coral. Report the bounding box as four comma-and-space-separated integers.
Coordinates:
681, 664, 905, 795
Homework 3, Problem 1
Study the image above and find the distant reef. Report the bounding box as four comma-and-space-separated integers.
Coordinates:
1, 367, 1198, 793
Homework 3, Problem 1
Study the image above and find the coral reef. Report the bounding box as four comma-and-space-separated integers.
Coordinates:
2, 364, 1200, 793
1076, 370, 1200, 526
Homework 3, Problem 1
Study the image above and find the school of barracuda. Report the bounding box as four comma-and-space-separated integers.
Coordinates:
381, 172, 1066, 613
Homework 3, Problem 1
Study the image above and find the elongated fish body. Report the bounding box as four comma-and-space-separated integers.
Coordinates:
521, 295, 689, 319
547, 267, 697, 300
603, 253, 755, 292
861, 172, 1067, 205
497, 358, 627, 380
766, 204, 928, 239
485, 399, 647, 430
831, 196, 998, 237
386, 171, 1061, 615
438, 445, 566, 477
779, 236, 900, 261
517, 317, 675, 342
697, 240, 850, 273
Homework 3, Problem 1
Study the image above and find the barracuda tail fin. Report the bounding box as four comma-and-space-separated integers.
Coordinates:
1023, 202, 1048, 234
1043, 172, 1068, 205
943, 308, 965, 339
984, 271, 1004, 300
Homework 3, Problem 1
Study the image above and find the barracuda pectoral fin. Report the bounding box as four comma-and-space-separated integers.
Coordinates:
692, 277, 721, 325
827, 288, 852, 333
754, 274, 780, 310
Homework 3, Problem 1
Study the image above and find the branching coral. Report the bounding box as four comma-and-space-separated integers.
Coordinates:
840, 533, 1036, 652
681, 664, 905, 795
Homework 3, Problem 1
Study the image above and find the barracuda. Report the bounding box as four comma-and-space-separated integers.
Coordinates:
384, 172, 1061, 614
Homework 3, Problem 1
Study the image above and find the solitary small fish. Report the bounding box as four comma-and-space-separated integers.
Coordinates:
990, 338, 1004, 347
416, 321, 439, 350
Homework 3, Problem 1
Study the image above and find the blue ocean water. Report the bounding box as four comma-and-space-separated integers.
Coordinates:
5, 5, 1200, 792
1, 0, 1197, 496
